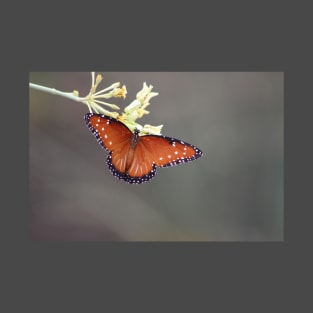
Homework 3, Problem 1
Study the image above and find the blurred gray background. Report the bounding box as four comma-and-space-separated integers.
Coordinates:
29, 72, 283, 241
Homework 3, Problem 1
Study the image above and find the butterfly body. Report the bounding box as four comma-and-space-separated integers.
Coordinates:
85, 113, 203, 184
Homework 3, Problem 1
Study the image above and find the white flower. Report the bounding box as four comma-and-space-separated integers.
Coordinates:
83, 73, 163, 135
141, 124, 164, 135
136, 82, 159, 117
83, 72, 126, 116
123, 83, 159, 119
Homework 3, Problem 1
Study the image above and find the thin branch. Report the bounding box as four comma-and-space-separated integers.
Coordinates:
29, 83, 84, 102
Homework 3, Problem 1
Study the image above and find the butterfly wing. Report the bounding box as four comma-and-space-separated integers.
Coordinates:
138, 135, 203, 168
84, 113, 133, 179
120, 134, 158, 184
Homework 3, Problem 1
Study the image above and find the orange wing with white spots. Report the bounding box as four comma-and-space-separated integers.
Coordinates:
138, 135, 202, 168
85, 113, 203, 184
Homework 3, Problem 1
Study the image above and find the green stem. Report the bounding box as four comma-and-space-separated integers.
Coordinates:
29, 83, 85, 102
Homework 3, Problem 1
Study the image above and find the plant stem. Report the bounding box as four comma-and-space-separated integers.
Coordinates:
29, 83, 84, 102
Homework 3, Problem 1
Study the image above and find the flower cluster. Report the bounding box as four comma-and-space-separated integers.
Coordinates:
84, 72, 163, 135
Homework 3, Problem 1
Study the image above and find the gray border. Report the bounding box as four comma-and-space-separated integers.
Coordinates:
5, 2, 307, 310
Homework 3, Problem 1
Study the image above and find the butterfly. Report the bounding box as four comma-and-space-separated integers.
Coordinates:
84, 113, 203, 184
